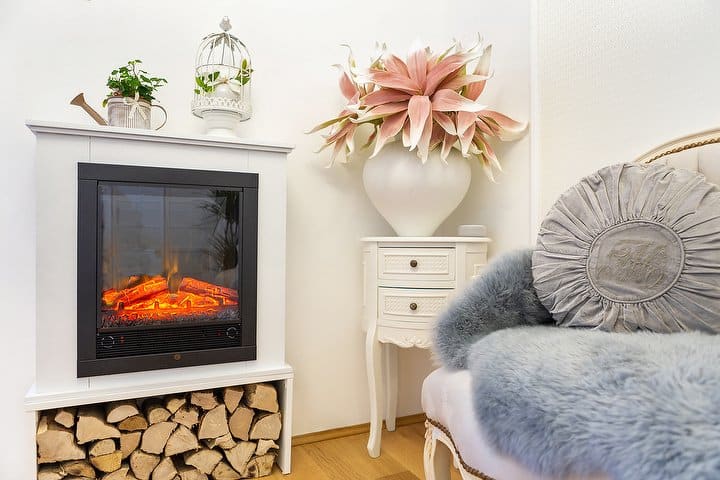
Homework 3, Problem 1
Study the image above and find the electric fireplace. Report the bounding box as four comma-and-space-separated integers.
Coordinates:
77, 163, 258, 377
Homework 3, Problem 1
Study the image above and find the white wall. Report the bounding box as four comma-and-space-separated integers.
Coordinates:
0, 0, 530, 475
536, 0, 720, 219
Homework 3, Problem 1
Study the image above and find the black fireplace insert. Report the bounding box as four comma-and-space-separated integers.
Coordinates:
77, 163, 258, 377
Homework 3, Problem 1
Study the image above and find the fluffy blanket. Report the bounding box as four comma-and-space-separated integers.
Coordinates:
468, 327, 720, 480
433, 249, 553, 369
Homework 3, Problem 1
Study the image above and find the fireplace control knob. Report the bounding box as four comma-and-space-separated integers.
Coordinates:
226, 326, 238, 339
100, 335, 115, 349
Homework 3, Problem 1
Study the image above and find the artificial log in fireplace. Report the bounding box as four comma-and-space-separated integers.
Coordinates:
77, 164, 258, 377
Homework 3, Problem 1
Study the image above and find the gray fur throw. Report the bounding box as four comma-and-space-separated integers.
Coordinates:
469, 326, 720, 480
433, 249, 553, 369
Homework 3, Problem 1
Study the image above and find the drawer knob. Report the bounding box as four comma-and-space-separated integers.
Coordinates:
409, 302, 418, 311
410, 259, 418, 268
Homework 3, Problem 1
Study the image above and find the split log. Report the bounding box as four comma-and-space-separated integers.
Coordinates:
55, 407, 77, 428
118, 415, 149, 432
37, 415, 50, 434
227, 407, 253, 441
126, 472, 140, 480
243, 453, 275, 478
164, 394, 187, 414
184, 449, 223, 475
177, 465, 208, 480
190, 391, 219, 411
101, 466, 129, 480
223, 441, 255, 474
140, 422, 176, 455
120, 431, 142, 459
90, 451, 122, 473
37, 418, 86, 463
129, 450, 160, 480
173, 405, 200, 429
198, 406, 229, 440
143, 399, 171, 425
61, 460, 96, 478
37, 465, 65, 480
106, 401, 140, 423
249, 412, 281, 441
112, 277, 168, 308
76, 406, 121, 444
243, 384, 278, 413
255, 440, 279, 456
210, 461, 240, 480
203, 433, 235, 450
222, 387, 243, 414
89, 439, 117, 457
179, 278, 238, 304
165, 424, 199, 456
151, 457, 177, 480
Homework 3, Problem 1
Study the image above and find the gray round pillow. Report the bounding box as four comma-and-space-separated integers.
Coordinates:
533, 162, 720, 333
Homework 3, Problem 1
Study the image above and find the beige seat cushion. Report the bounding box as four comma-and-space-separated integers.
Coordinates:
422, 368, 609, 480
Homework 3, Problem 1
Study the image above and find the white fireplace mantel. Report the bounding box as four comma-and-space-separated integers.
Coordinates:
27, 120, 294, 153
24, 121, 294, 473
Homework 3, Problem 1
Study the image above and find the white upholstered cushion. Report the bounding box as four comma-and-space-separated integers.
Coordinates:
422, 368, 609, 480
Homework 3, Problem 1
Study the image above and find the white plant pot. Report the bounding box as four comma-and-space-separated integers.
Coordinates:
362, 142, 471, 236
202, 110, 240, 137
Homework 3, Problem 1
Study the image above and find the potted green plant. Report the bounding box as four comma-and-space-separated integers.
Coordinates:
103, 59, 168, 130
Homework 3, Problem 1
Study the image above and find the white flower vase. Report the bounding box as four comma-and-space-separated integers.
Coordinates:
362, 142, 471, 236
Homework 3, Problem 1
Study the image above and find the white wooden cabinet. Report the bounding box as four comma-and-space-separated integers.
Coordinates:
25, 121, 295, 474
361, 237, 490, 457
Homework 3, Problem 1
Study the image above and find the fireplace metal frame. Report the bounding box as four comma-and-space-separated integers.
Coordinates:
77, 163, 258, 377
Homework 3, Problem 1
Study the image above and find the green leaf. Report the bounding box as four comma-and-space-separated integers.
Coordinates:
104, 59, 166, 103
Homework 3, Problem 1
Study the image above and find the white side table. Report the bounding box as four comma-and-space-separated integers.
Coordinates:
361, 236, 490, 457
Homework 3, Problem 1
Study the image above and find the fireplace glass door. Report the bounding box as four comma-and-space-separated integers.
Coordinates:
78, 164, 258, 377
100, 184, 241, 329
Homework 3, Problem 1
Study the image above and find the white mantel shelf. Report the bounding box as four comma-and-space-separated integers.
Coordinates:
26, 120, 295, 153
361, 236, 491, 243
25, 363, 294, 411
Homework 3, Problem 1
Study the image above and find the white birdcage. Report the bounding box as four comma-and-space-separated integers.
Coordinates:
191, 17, 252, 136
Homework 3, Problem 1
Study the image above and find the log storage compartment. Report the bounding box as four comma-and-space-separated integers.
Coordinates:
36, 383, 282, 480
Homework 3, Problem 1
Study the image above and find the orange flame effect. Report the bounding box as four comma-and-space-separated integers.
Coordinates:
102, 276, 238, 323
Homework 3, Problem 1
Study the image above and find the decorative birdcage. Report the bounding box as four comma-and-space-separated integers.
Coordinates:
191, 17, 252, 136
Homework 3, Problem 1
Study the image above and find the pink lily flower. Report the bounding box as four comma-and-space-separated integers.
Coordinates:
308, 38, 526, 179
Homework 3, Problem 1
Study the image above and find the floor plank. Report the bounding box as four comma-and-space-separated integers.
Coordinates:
267, 423, 464, 479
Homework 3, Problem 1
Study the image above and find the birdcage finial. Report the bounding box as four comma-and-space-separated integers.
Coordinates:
192, 16, 252, 135
220, 17, 232, 32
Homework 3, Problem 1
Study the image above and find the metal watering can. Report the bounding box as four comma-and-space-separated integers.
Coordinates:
70, 93, 167, 130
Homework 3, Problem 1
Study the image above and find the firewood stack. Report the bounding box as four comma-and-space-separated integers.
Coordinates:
36, 384, 282, 480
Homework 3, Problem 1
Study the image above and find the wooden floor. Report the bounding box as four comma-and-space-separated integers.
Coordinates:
267, 422, 462, 480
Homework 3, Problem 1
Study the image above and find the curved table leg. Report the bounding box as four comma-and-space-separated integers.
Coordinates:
366, 324, 384, 457
384, 343, 398, 431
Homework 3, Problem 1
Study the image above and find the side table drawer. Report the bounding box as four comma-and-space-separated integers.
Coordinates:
378, 287, 452, 328
378, 248, 455, 282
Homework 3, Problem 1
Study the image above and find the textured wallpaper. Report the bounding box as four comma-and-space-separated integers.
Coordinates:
537, 0, 720, 215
